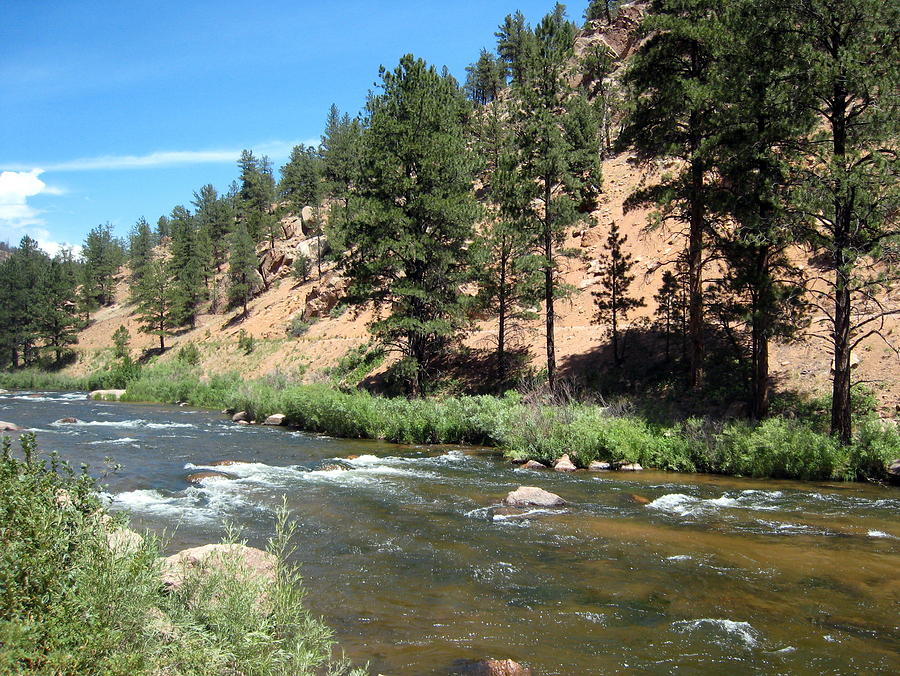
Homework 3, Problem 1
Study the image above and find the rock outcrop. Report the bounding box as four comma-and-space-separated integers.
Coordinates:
302, 272, 346, 320
503, 486, 566, 508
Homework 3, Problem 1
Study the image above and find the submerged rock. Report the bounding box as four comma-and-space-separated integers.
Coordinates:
159, 543, 277, 593
554, 454, 577, 472
55, 417, 79, 424
186, 471, 236, 486
0, 421, 23, 431
263, 413, 286, 426
209, 459, 245, 466
503, 486, 566, 508
589, 460, 612, 471
451, 658, 532, 675
618, 462, 644, 471
523, 460, 548, 470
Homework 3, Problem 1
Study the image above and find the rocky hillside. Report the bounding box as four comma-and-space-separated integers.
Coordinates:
65, 3, 900, 419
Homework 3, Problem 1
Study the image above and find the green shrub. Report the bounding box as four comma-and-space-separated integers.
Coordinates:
287, 315, 314, 338
237, 330, 255, 354
176, 342, 201, 365
0, 434, 364, 676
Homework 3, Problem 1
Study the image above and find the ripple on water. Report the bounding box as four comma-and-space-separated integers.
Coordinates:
671, 618, 761, 650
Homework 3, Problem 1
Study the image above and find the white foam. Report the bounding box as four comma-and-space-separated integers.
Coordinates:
867, 530, 896, 539
52, 418, 194, 430
648, 490, 787, 517
666, 554, 692, 561
672, 618, 760, 649
89, 437, 139, 445
492, 508, 562, 521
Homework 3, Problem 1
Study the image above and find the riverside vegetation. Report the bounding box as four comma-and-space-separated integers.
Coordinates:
2, 362, 897, 482
0, 433, 364, 676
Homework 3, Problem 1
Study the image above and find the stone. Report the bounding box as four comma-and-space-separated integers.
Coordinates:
159, 544, 277, 593
236, 419, 250, 425
106, 527, 144, 557
523, 460, 548, 470
186, 471, 235, 486
232, 410, 249, 422
452, 658, 531, 675
630, 494, 651, 505
618, 463, 644, 471
89, 389, 126, 400
55, 417, 79, 424
210, 459, 244, 466
554, 454, 577, 472
263, 413, 286, 426
0, 389, 7, 394
0, 421, 23, 431
887, 459, 900, 484
588, 461, 612, 471
503, 486, 566, 508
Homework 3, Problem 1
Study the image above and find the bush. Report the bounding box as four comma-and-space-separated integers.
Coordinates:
176, 342, 201, 365
237, 330, 255, 355
0, 434, 364, 676
287, 315, 314, 338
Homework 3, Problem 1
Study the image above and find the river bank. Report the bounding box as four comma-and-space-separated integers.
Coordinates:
1, 363, 898, 482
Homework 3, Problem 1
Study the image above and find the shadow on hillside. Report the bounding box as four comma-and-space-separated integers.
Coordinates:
137, 347, 166, 364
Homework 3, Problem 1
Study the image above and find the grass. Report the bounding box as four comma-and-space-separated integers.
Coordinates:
0, 433, 364, 676
2, 359, 898, 482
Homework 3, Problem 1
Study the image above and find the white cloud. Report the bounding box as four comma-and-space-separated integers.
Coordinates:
27, 139, 311, 172
0, 169, 76, 255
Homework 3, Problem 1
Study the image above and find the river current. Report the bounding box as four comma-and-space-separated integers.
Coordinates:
1, 391, 898, 674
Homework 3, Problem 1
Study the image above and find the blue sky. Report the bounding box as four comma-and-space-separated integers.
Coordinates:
0, 0, 589, 255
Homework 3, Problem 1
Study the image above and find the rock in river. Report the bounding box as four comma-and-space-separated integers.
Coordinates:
89, 389, 126, 400
554, 454, 577, 472
589, 460, 612, 471
55, 417, 79, 424
503, 486, 566, 508
888, 459, 900, 485
0, 421, 23, 431
618, 462, 644, 471
452, 658, 532, 675
263, 413, 286, 426
522, 460, 548, 470
232, 410, 249, 422
186, 471, 236, 486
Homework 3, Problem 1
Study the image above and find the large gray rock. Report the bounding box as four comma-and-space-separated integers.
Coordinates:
618, 462, 644, 471
232, 410, 249, 422
589, 460, 612, 471
503, 486, 566, 508
522, 460, 547, 470
159, 544, 277, 593
263, 413, 286, 426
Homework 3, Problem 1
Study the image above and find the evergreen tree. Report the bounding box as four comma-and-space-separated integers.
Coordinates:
789, 0, 900, 443
465, 49, 505, 105
112, 325, 130, 360
593, 222, 645, 365
35, 256, 79, 364
495, 10, 533, 84
81, 223, 122, 307
280, 144, 323, 235
502, 4, 598, 391
618, 0, 723, 389
584, 0, 620, 24
653, 270, 682, 362
192, 184, 231, 270
128, 217, 154, 287
321, 104, 362, 249
156, 215, 171, 241
227, 220, 258, 319
343, 54, 479, 396
135, 258, 176, 351
580, 42, 618, 156
167, 205, 204, 328
237, 150, 275, 243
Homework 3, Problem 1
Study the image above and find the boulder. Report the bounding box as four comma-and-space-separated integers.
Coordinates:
0, 421, 23, 431
106, 527, 144, 557
55, 417, 79, 424
301, 272, 346, 320
263, 413, 286, 426
236, 419, 251, 425
89, 389, 126, 401
554, 454, 577, 472
589, 460, 612, 471
503, 486, 566, 508
888, 459, 900, 485
159, 543, 277, 593
0, 389, 7, 394
523, 460, 548, 470
186, 471, 236, 486
452, 659, 531, 676
232, 411, 249, 422
630, 494, 651, 505
618, 462, 644, 471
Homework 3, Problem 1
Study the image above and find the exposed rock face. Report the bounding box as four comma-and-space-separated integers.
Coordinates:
589, 460, 612, 471
0, 421, 23, 431
554, 454, 578, 471
523, 460, 548, 470
186, 471, 236, 486
89, 389, 126, 400
302, 272, 346, 320
159, 544, 277, 593
452, 658, 532, 676
503, 486, 566, 508
263, 413, 286, 426
619, 462, 644, 471
232, 411, 249, 422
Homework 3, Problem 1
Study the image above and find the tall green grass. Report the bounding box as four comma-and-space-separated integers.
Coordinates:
0, 433, 364, 676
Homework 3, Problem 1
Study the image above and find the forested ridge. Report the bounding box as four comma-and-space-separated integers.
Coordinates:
2, 0, 898, 450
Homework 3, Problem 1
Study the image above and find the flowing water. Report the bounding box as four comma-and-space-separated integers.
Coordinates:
2, 391, 898, 674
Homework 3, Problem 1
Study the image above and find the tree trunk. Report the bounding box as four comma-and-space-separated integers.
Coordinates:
750, 249, 771, 420
159, 333, 165, 351
497, 253, 508, 383
544, 181, 556, 392
687, 142, 705, 390
831, 270, 852, 445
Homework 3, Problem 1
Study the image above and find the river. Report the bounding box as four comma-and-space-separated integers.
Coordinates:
1, 390, 898, 674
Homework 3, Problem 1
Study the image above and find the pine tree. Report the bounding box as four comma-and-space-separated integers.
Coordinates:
112, 325, 130, 359
135, 258, 176, 351
502, 4, 599, 391
81, 223, 122, 307
280, 144, 323, 235
128, 217, 154, 288
465, 49, 505, 105
593, 222, 645, 365
237, 150, 275, 243
192, 184, 230, 271
618, 0, 723, 389
653, 270, 682, 362
167, 205, 204, 328
342, 54, 479, 396
321, 104, 362, 249
156, 215, 171, 241
789, 0, 900, 443
227, 220, 258, 319
35, 256, 79, 364
584, 0, 620, 25
495, 11, 533, 84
